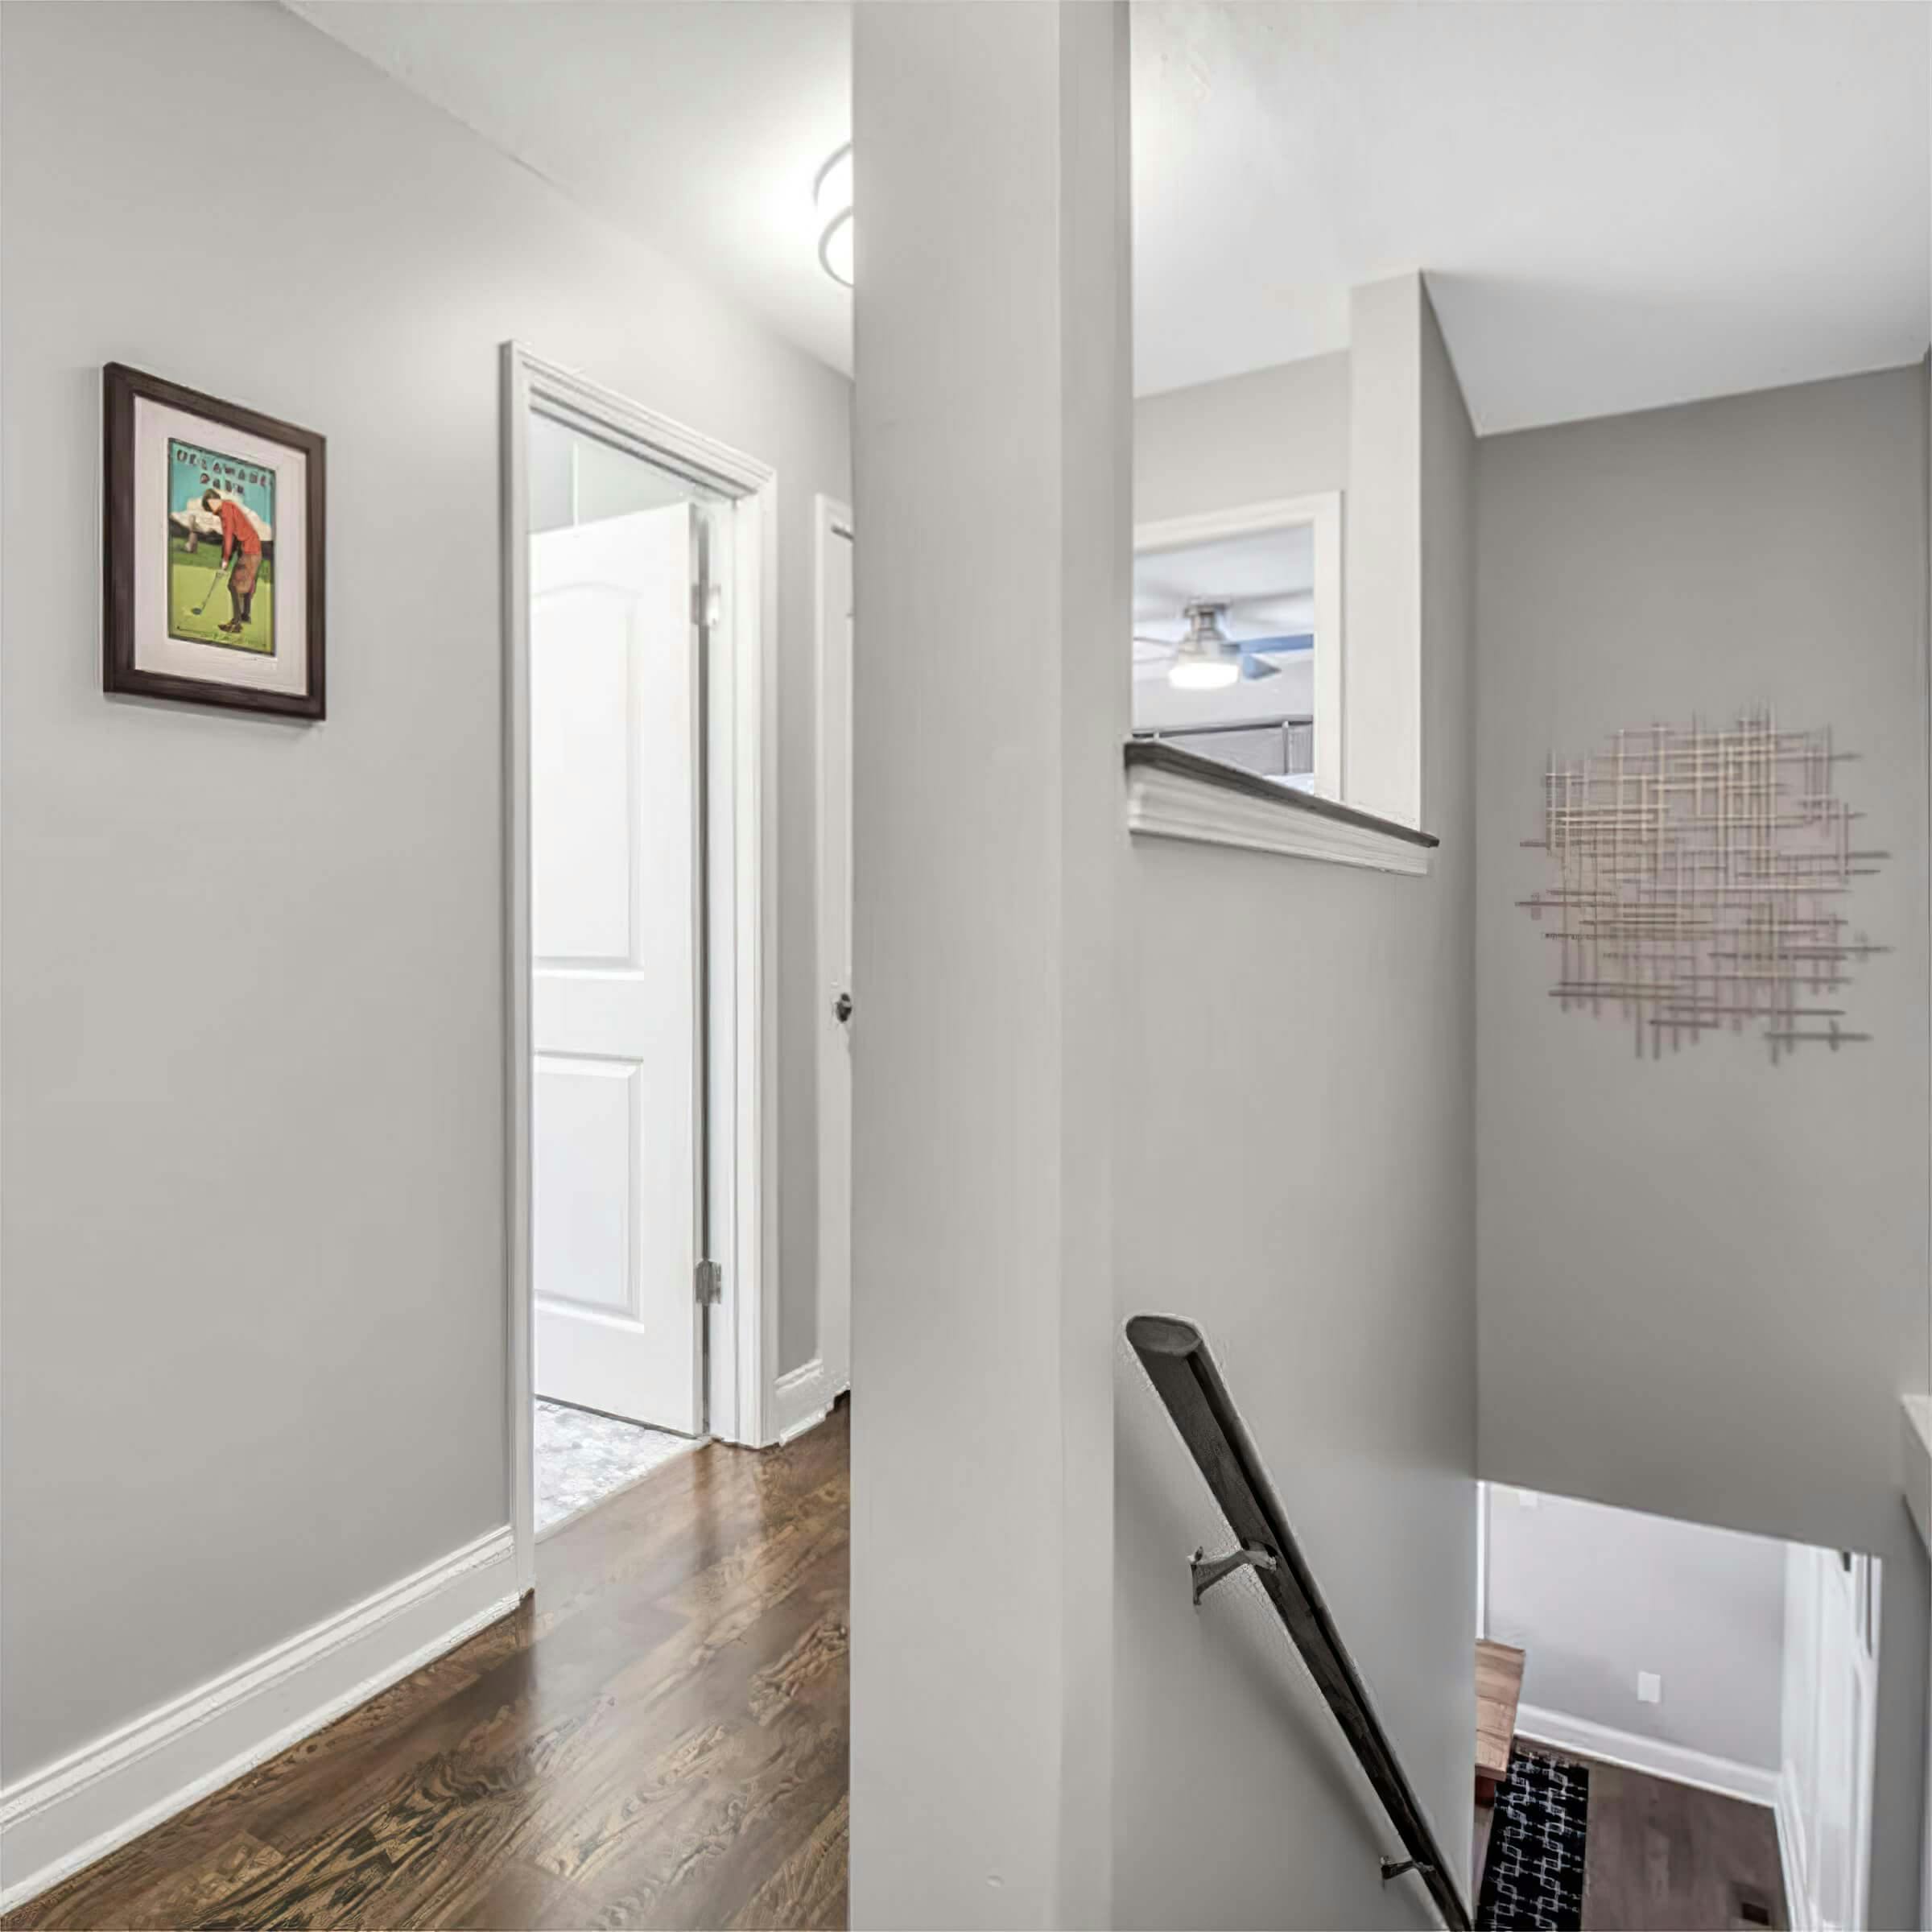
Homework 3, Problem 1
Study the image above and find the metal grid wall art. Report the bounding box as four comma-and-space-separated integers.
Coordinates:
1519, 708, 1887, 1061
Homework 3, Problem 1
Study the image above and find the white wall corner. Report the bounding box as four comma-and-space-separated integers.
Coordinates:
1343, 273, 1425, 829
0, 1528, 518, 1914
848, 2, 1126, 1923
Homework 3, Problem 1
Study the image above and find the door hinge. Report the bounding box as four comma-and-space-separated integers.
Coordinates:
696, 1258, 724, 1305
692, 581, 722, 630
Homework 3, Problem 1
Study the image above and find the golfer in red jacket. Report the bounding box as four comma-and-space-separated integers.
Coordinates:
201, 489, 262, 638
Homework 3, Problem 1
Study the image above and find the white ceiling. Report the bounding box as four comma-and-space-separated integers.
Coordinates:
1133, 1, 1931, 428
294, 1, 1930, 436
1134, 526, 1315, 643
289, 1, 853, 376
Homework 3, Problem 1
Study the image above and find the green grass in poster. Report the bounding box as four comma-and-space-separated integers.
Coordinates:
167, 535, 275, 655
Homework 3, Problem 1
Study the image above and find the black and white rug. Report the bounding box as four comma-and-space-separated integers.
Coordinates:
1476, 1747, 1590, 1931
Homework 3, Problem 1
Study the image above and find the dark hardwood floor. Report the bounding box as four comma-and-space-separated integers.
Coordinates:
1577, 1753, 1786, 1932
7, 1406, 850, 1931
1476, 1747, 1787, 1932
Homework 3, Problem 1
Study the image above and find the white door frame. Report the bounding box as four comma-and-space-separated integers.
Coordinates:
769, 494, 856, 1445
1133, 492, 1345, 801
501, 343, 780, 1591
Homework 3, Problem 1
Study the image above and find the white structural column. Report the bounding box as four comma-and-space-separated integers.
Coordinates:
848, 4, 1129, 1926
1345, 273, 1427, 828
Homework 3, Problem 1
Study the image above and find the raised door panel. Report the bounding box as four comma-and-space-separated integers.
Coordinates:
532, 584, 636, 966
534, 1056, 637, 1317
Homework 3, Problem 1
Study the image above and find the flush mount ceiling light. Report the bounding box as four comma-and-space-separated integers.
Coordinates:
815, 142, 853, 288
1164, 601, 1243, 690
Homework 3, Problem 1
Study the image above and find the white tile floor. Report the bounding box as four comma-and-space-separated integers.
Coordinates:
534, 1398, 696, 1535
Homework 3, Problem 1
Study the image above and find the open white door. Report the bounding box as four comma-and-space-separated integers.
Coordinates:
815, 501, 854, 1408
531, 502, 704, 1435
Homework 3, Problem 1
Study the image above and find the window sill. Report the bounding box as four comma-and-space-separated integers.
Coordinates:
1124, 739, 1437, 876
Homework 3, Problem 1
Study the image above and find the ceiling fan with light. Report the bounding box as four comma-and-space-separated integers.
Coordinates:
1133, 600, 1281, 690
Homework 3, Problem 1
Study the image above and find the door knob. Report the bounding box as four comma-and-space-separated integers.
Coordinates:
834, 991, 853, 1023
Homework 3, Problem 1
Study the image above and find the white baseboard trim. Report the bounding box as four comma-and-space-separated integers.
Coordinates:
770, 1357, 834, 1445
1513, 1703, 1781, 1810
777, 1404, 832, 1446
0, 1525, 518, 1913
1775, 1760, 1818, 1932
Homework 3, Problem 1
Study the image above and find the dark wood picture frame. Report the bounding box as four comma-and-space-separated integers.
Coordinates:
103, 362, 327, 720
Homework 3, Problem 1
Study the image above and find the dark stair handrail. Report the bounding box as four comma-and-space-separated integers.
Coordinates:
1126, 1314, 1474, 1932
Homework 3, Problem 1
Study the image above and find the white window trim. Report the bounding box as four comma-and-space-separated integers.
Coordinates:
1129, 493, 1436, 870
1133, 493, 1344, 801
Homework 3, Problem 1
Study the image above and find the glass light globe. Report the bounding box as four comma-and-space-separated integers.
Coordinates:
1168, 657, 1240, 691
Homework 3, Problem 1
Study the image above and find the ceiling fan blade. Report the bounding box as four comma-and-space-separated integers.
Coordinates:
1241, 654, 1282, 679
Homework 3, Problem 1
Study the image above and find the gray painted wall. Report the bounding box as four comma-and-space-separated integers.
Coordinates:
1475, 363, 1931, 1927
1134, 353, 1350, 518
1113, 283, 1478, 1928
0, 0, 848, 1780
1487, 1486, 1789, 1772
848, 5, 1129, 1922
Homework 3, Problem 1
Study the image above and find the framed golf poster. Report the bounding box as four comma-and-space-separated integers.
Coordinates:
103, 362, 326, 719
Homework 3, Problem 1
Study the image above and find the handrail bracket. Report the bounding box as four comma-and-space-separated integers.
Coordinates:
1190, 1542, 1278, 1604
1381, 1856, 1437, 1887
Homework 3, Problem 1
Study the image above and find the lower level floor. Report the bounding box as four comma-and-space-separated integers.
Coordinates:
1476, 1746, 1788, 1931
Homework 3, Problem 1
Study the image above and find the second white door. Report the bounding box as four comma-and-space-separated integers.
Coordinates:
816, 499, 854, 1404
532, 498, 704, 1435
